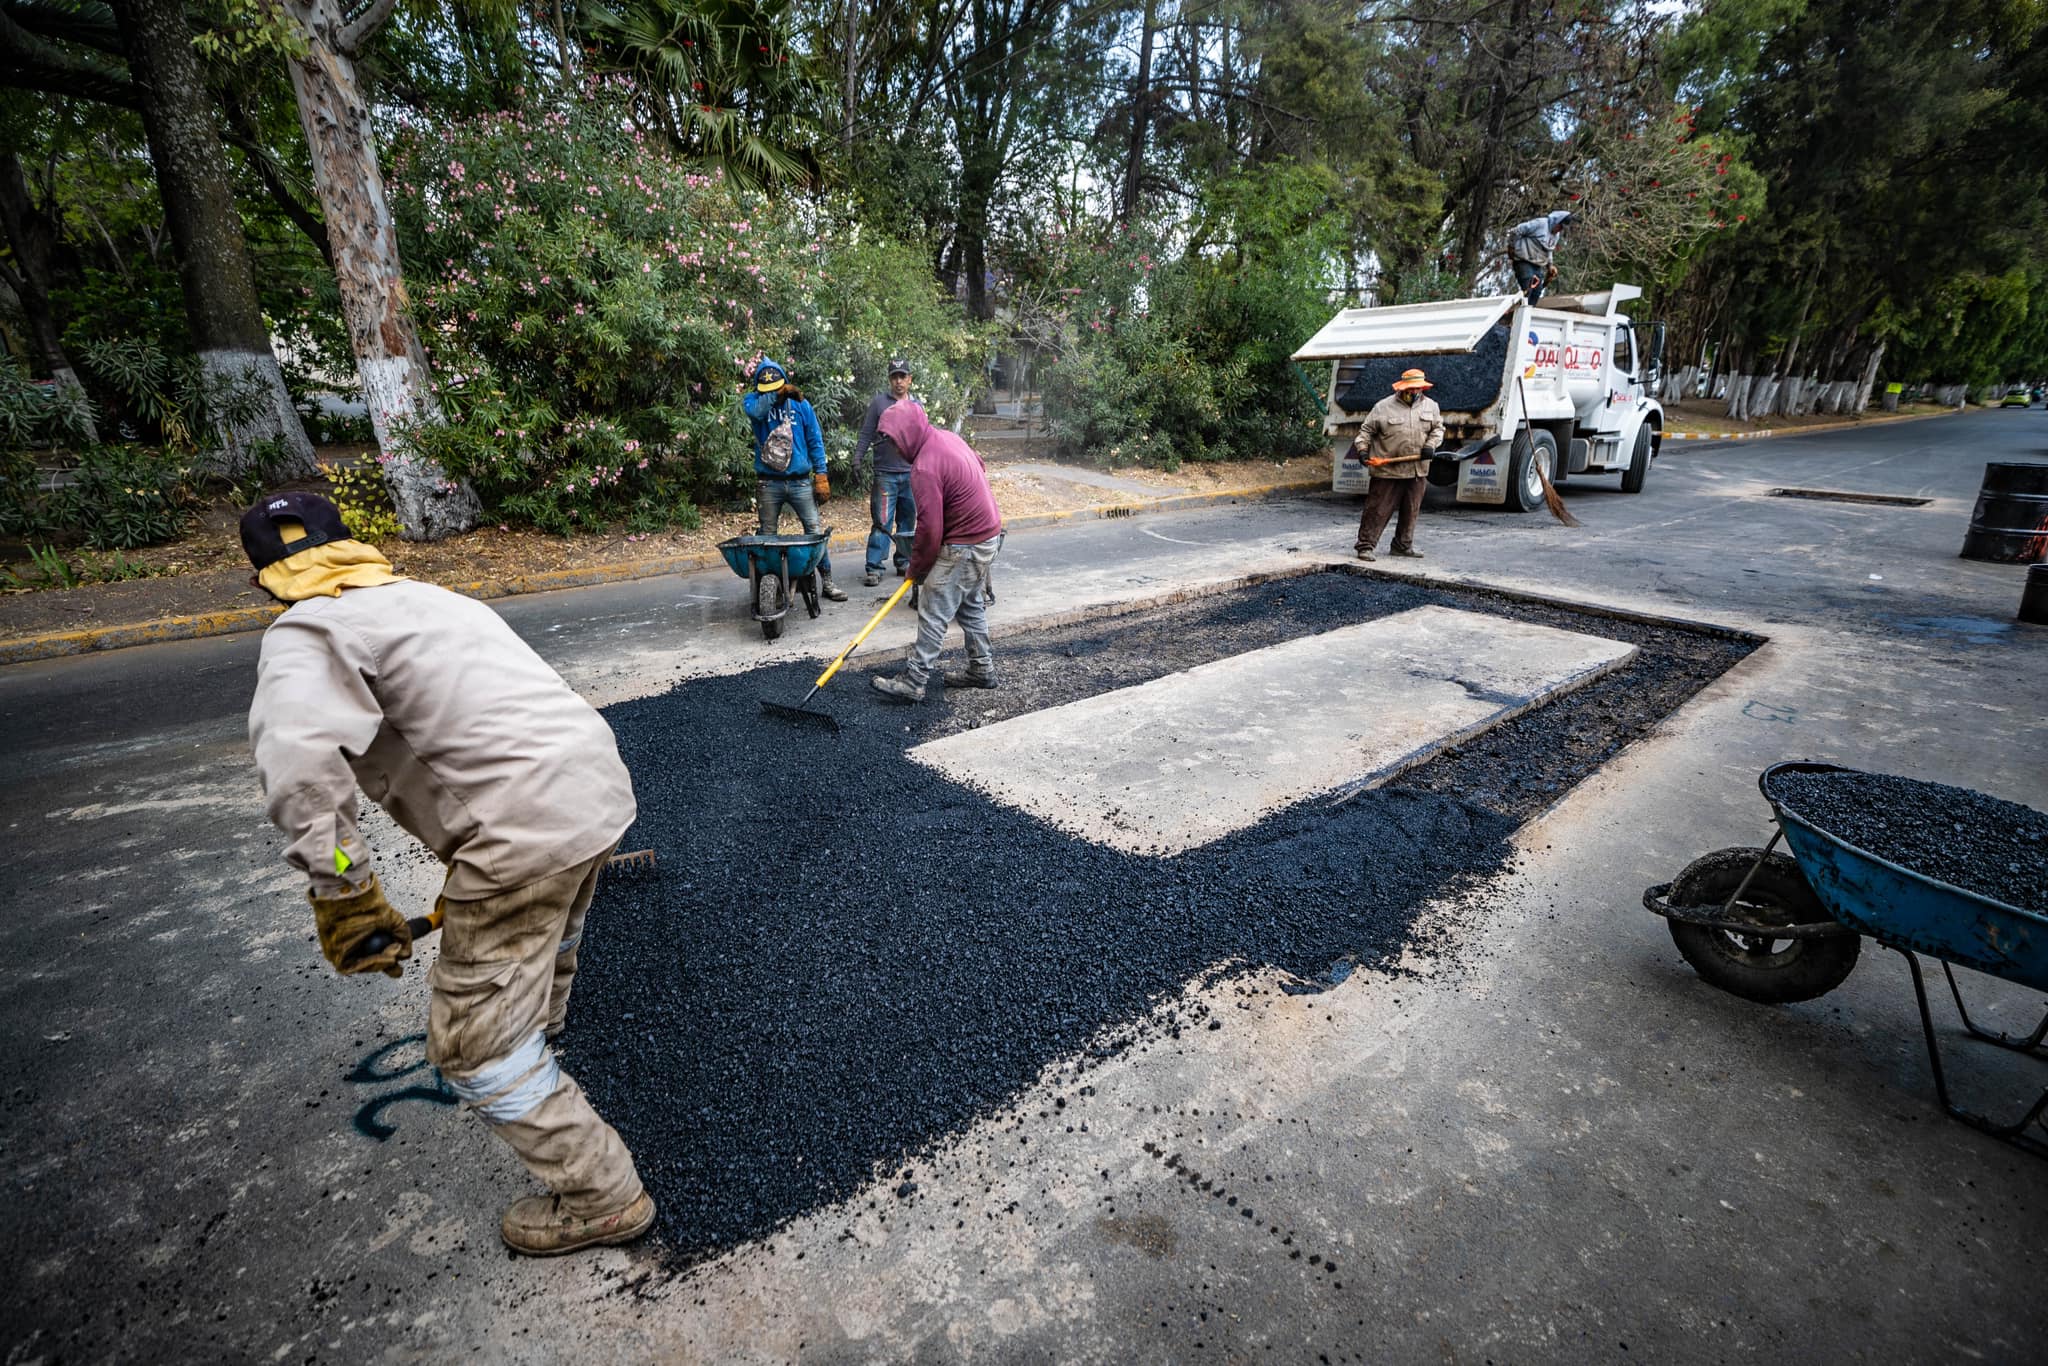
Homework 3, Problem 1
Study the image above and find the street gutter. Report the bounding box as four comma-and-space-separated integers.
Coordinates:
0, 477, 1328, 667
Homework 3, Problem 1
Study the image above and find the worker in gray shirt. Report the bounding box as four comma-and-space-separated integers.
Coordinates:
1510, 210, 1573, 303
851, 358, 919, 587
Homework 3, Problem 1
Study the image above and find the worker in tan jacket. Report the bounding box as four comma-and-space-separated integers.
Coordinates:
240, 491, 652, 1257
1353, 368, 1446, 561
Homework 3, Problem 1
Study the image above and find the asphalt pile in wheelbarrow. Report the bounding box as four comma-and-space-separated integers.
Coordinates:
564, 570, 1754, 1265
1766, 769, 2048, 913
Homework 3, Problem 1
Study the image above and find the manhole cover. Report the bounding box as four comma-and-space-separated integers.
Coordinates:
1768, 487, 1931, 507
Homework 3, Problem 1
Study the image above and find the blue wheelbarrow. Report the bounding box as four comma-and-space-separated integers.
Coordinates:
717, 531, 830, 641
1645, 761, 2047, 1155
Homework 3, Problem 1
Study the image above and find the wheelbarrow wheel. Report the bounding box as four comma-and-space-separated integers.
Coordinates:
1667, 847, 1860, 1004
758, 572, 784, 641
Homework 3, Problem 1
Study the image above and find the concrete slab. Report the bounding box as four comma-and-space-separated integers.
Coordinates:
910, 604, 1636, 854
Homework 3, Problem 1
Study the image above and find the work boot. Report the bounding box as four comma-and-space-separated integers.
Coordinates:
943, 663, 999, 690
1391, 547, 1423, 559
820, 578, 848, 603
862, 568, 881, 587
500, 1191, 655, 1257
871, 673, 926, 704
1355, 548, 1376, 562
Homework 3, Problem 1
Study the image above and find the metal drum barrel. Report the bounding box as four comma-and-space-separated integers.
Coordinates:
1958, 461, 2048, 563
2022, 563, 2048, 626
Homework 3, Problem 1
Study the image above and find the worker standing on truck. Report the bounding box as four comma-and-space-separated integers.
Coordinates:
240, 492, 656, 1258
1353, 369, 1445, 561
1510, 211, 1574, 303
868, 401, 1005, 702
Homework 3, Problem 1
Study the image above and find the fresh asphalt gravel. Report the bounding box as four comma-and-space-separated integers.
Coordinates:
1766, 768, 2048, 912
565, 570, 1754, 1264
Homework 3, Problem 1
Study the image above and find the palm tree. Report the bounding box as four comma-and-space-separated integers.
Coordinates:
583, 0, 826, 189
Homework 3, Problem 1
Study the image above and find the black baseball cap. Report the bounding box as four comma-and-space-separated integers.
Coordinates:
240, 490, 351, 571
888, 358, 912, 376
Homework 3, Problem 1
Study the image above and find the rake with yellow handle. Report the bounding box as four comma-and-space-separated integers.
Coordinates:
762, 576, 915, 732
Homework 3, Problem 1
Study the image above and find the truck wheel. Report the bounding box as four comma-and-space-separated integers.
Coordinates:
1665, 847, 1860, 1004
1621, 424, 1652, 493
1507, 429, 1557, 512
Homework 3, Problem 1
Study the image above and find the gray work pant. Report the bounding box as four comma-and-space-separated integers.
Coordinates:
906, 536, 1000, 684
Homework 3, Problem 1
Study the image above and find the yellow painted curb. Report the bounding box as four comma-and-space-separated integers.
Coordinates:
0, 476, 1331, 667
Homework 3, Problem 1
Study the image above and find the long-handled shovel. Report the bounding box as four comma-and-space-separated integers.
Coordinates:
761, 578, 915, 732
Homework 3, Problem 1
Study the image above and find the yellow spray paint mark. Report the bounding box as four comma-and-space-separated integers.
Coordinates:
334, 848, 353, 876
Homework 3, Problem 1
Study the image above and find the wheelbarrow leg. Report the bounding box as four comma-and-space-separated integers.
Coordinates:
1898, 948, 2048, 1156
1940, 961, 2048, 1053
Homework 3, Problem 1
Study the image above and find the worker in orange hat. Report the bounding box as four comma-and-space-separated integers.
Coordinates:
1352, 368, 1445, 561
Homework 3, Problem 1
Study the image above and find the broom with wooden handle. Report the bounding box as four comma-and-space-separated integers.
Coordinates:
1514, 371, 1580, 528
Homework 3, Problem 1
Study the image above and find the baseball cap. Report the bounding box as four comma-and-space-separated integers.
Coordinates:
240, 490, 352, 571
753, 360, 787, 393
887, 358, 912, 377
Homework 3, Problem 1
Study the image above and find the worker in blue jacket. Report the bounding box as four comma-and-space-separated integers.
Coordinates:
742, 359, 845, 601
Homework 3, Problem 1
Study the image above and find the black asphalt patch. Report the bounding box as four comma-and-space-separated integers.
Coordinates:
565, 570, 1755, 1264
1765, 768, 2048, 912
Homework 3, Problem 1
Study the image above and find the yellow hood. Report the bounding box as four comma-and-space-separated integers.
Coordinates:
259, 538, 405, 603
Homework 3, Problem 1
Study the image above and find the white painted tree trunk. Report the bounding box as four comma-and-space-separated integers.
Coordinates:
287, 0, 478, 541
1853, 342, 1886, 413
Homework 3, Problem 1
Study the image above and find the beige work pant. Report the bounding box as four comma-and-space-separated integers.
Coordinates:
425, 848, 644, 1216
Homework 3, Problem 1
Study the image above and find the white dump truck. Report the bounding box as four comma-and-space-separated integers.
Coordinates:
1292, 286, 1667, 511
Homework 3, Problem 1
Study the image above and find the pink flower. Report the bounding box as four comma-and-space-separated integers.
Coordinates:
637, 458, 649, 469
623, 440, 640, 452
512, 320, 523, 333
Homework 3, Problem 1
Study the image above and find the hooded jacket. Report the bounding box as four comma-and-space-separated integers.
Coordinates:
1509, 212, 1573, 267
740, 358, 826, 477
876, 402, 1002, 581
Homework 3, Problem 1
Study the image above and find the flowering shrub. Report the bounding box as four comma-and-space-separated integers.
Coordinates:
388, 90, 829, 531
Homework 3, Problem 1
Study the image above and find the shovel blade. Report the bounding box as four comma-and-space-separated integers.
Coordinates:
760, 697, 841, 732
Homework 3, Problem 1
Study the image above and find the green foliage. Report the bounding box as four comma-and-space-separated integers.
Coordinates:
0, 357, 96, 450
1039, 210, 1332, 467
386, 90, 979, 532
47, 445, 197, 549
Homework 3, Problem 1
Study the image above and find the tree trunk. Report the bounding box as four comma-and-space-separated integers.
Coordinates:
1853, 341, 1886, 413
110, 0, 316, 478
1118, 0, 1158, 226
841, 1, 858, 160
286, 0, 479, 540
1454, 0, 1527, 286
0, 153, 96, 442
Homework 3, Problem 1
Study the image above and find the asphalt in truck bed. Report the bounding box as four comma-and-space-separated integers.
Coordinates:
565, 570, 1754, 1263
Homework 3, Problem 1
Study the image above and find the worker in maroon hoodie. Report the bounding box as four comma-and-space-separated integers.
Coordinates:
869, 402, 1004, 702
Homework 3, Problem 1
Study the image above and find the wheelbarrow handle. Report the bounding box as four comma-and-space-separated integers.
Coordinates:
814, 578, 913, 690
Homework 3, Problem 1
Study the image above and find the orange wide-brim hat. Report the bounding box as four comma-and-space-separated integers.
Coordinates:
1392, 369, 1433, 392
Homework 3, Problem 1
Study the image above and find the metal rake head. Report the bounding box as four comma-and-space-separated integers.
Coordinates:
606, 848, 657, 873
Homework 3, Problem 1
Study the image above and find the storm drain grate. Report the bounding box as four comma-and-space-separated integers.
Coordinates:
1768, 487, 1931, 507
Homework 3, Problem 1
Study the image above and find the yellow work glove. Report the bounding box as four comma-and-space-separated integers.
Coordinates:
310, 875, 412, 978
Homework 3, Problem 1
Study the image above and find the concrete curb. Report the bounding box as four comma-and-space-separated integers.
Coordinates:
0, 476, 1329, 667
1662, 407, 1957, 444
